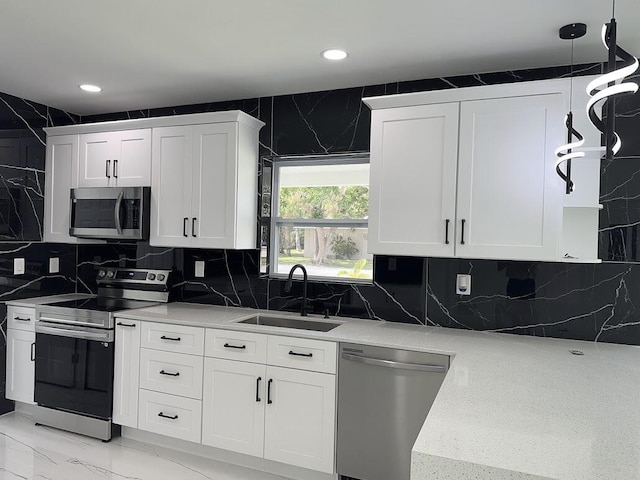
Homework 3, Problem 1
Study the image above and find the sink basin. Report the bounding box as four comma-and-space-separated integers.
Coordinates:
238, 315, 341, 332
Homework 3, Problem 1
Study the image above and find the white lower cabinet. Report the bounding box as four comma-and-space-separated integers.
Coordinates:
113, 320, 141, 428
113, 319, 337, 475
263, 365, 336, 473
138, 389, 202, 443
5, 329, 35, 404
202, 358, 266, 457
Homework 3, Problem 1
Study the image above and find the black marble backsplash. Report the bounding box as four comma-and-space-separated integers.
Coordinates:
2, 61, 640, 416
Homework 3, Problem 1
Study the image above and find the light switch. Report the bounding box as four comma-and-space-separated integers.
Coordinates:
195, 260, 205, 278
456, 274, 471, 295
49, 257, 60, 274
14, 258, 25, 275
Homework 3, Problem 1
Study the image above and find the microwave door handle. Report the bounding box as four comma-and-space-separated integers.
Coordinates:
114, 191, 124, 235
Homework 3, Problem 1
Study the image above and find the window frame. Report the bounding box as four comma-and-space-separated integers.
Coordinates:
267, 153, 371, 284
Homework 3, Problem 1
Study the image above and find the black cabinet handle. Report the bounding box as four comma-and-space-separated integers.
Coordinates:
160, 335, 181, 341
30, 342, 35, 362
267, 379, 273, 404
158, 412, 178, 420
445, 219, 450, 245
113, 159, 118, 178
460, 219, 466, 245
183, 217, 188, 237
224, 343, 246, 350
289, 350, 313, 358
159, 370, 180, 377
192, 218, 197, 237
14, 316, 31, 322
106, 159, 111, 178
116, 322, 136, 327
256, 376, 262, 402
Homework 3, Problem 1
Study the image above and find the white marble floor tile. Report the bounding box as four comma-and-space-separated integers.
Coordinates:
0, 412, 290, 480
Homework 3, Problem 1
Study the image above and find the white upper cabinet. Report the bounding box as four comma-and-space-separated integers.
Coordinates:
456, 94, 563, 260
364, 78, 599, 262
77, 129, 151, 187
150, 114, 263, 249
44, 135, 78, 243
369, 103, 459, 257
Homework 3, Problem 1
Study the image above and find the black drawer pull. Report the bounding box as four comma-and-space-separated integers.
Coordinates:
224, 343, 247, 350
267, 379, 273, 404
113, 159, 118, 178
192, 218, 197, 237
30, 342, 35, 362
183, 217, 188, 237
256, 376, 262, 402
158, 412, 178, 420
106, 159, 111, 178
160, 335, 181, 341
289, 350, 313, 358
461, 219, 466, 245
116, 322, 136, 327
159, 370, 180, 377
14, 317, 31, 322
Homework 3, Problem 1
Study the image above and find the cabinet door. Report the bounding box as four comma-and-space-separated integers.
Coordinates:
150, 126, 193, 247
202, 358, 266, 458
264, 366, 336, 473
191, 123, 238, 249
44, 135, 79, 243
78, 132, 113, 187
110, 129, 151, 186
368, 103, 459, 257
456, 94, 563, 260
113, 320, 141, 428
6, 329, 35, 404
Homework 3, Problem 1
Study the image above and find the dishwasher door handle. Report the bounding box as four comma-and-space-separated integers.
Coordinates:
341, 353, 446, 373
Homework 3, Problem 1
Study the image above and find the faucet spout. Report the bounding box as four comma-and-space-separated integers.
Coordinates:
285, 264, 308, 316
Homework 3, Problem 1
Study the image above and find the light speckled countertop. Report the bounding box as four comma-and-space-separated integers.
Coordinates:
11, 298, 639, 480
5, 293, 94, 308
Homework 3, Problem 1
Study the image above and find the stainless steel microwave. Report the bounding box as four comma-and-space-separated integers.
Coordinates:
69, 187, 150, 240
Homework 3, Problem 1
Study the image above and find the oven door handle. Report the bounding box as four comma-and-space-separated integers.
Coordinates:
39, 316, 101, 328
114, 190, 124, 235
36, 323, 114, 342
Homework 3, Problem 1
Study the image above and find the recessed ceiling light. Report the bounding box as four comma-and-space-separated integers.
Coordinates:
322, 49, 348, 61
79, 84, 102, 93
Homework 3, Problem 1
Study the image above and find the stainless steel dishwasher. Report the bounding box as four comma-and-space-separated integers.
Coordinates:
337, 343, 449, 480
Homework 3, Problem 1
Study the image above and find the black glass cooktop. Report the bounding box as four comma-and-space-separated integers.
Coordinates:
47, 297, 158, 312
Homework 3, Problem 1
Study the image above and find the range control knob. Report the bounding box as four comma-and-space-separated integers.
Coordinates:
97, 270, 106, 278
106, 271, 115, 279
147, 273, 156, 281
157, 274, 166, 282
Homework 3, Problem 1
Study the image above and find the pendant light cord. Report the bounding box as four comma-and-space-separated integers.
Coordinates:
569, 39, 575, 111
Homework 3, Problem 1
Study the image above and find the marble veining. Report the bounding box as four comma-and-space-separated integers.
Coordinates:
0, 412, 288, 480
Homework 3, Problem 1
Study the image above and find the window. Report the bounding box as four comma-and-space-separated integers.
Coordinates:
264, 154, 371, 282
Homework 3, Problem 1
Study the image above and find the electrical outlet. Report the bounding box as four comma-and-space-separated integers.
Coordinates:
456, 274, 471, 295
49, 257, 60, 274
14, 258, 25, 275
195, 260, 205, 278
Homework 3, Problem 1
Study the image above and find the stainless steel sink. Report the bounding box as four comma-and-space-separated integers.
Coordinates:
238, 315, 341, 332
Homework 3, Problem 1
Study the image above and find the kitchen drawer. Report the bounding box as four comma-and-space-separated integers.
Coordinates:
139, 348, 204, 400
141, 322, 204, 356
267, 336, 337, 374
138, 389, 202, 443
7, 306, 36, 332
205, 329, 267, 363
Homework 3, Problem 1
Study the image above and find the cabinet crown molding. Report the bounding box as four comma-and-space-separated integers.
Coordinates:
45, 111, 265, 136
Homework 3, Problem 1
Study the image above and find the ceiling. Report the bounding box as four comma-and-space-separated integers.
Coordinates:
0, 0, 638, 115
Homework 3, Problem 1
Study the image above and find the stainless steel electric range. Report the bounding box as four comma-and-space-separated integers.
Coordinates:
34, 267, 175, 441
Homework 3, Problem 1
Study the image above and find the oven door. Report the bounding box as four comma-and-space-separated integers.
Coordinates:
69, 186, 149, 240
34, 326, 115, 420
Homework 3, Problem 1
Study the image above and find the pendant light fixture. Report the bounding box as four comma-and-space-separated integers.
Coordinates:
586, 0, 639, 162
555, 23, 587, 194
